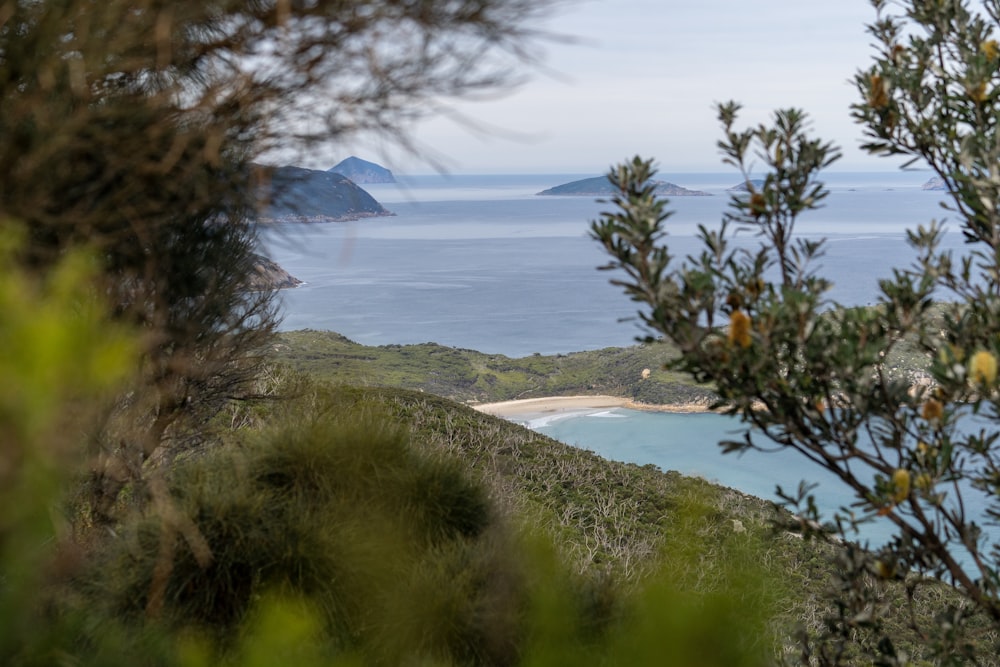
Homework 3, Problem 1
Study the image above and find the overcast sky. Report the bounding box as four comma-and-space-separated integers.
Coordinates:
339, 0, 903, 175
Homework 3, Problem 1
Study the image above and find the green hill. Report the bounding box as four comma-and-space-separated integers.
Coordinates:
270, 330, 717, 406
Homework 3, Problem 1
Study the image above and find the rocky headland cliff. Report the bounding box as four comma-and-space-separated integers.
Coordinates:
254, 164, 392, 222
249, 254, 302, 291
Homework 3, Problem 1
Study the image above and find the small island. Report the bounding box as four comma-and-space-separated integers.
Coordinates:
727, 179, 766, 192
537, 175, 711, 197
922, 176, 946, 191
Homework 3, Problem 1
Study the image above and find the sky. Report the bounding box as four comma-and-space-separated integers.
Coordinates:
335, 0, 903, 175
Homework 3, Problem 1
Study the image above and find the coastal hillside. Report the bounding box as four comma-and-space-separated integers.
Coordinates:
328, 155, 396, 183
537, 175, 711, 196
214, 374, 971, 663
254, 164, 392, 222
272, 316, 935, 407
210, 381, 845, 660
271, 330, 717, 406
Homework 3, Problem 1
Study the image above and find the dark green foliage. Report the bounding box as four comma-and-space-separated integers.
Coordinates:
81, 410, 514, 663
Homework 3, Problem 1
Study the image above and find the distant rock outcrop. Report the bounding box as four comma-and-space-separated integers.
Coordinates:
328, 156, 396, 184
254, 164, 392, 222
922, 176, 946, 191
537, 175, 711, 197
248, 254, 302, 291
728, 179, 766, 192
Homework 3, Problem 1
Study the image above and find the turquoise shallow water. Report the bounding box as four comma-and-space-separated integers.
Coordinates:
530, 408, 863, 527
529, 407, 996, 572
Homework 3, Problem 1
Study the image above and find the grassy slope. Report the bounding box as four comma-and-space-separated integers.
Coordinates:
229, 381, 988, 662
227, 381, 826, 651
272, 311, 940, 407
271, 330, 717, 405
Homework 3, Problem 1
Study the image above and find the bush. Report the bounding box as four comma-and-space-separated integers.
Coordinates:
592, 1, 1000, 662
78, 409, 523, 664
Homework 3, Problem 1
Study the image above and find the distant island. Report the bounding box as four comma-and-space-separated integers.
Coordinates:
329, 156, 396, 184
728, 179, 765, 192
922, 176, 946, 191
537, 176, 711, 197
254, 164, 392, 222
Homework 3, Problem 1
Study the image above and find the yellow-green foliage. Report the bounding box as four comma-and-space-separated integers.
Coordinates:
0, 229, 136, 662
0, 230, 135, 445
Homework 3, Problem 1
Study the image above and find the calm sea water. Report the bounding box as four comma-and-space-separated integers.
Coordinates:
263, 171, 965, 357
262, 170, 993, 563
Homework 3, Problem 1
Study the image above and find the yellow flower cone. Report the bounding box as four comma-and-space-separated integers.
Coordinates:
921, 398, 943, 421
891, 468, 910, 504
728, 310, 752, 349
970, 350, 998, 386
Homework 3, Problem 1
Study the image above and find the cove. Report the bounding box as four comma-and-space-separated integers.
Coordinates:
530, 408, 995, 571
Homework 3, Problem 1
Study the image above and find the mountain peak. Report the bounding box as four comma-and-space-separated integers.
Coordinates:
328, 156, 396, 184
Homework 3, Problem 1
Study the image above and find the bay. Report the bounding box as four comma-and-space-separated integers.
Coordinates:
531, 407, 996, 573
261, 170, 996, 572
529, 408, 880, 535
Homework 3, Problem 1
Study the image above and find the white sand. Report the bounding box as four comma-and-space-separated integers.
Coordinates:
472, 395, 630, 418
472, 395, 716, 418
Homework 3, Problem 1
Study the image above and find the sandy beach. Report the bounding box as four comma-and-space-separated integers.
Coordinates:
472, 395, 716, 418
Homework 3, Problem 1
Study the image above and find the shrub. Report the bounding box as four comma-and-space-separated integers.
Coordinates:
79, 409, 522, 664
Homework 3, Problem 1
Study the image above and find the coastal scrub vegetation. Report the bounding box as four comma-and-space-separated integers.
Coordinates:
0, 246, 809, 664
593, 0, 1000, 662
11, 0, 1000, 664
271, 329, 719, 405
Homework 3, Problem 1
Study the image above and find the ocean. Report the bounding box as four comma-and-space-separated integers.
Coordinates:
261, 170, 991, 561
263, 171, 964, 357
